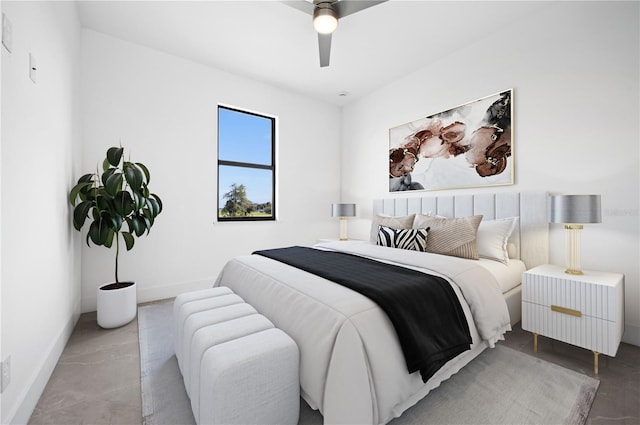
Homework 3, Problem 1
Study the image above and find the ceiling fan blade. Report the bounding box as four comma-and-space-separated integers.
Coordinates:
334, 0, 387, 18
318, 33, 332, 67
282, 0, 315, 15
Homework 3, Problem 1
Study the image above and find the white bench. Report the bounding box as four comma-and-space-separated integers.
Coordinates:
173, 287, 300, 425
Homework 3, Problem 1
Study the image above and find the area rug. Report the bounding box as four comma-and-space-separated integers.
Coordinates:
138, 300, 599, 425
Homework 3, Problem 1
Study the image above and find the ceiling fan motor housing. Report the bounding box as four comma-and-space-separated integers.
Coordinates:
313, 2, 339, 34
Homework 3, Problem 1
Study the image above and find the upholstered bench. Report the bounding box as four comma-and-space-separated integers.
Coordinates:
173, 286, 239, 369
173, 286, 300, 425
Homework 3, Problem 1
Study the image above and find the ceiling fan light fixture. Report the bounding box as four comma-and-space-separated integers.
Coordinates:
313, 4, 338, 34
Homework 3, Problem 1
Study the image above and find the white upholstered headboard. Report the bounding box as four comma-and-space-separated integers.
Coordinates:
373, 192, 549, 269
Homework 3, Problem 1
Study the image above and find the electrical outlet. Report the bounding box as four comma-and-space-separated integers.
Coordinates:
1, 356, 10, 393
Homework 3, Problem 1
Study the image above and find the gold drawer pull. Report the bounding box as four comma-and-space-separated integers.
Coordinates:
551, 305, 582, 317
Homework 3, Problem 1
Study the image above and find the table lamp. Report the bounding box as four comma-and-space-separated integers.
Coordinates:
549, 194, 601, 275
331, 203, 356, 241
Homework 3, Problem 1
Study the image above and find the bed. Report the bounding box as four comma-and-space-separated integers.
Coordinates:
213, 191, 548, 425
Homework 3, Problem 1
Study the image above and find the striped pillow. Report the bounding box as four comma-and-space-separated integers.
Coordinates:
377, 225, 429, 252
413, 215, 483, 259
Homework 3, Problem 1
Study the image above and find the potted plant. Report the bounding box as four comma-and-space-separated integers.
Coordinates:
69, 146, 163, 328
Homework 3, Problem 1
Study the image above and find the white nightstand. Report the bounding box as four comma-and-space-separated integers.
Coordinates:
521, 264, 624, 374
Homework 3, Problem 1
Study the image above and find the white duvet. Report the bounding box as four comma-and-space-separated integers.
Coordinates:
213, 241, 511, 425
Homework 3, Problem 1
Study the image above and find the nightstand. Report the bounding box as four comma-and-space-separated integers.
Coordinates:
522, 264, 624, 374
317, 238, 343, 243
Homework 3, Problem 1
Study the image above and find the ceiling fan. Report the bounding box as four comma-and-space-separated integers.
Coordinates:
284, 0, 388, 67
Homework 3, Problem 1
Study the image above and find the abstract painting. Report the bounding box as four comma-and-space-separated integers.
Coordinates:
389, 90, 514, 192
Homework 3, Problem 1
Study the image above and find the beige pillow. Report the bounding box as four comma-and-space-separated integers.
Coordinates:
370, 214, 415, 243
413, 214, 483, 259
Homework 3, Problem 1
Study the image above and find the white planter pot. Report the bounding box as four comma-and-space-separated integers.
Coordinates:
97, 281, 137, 328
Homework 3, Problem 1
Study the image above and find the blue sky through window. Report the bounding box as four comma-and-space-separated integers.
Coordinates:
218, 107, 272, 165
218, 107, 274, 207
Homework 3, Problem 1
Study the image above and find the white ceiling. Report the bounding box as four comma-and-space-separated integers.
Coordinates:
77, 1, 553, 106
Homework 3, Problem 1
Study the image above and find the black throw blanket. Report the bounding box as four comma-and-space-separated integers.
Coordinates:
253, 246, 472, 382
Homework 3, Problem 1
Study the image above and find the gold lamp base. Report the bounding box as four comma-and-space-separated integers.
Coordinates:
339, 217, 348, 241
564, 224, 583, 275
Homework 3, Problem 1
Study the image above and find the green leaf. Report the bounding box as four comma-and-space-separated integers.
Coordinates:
88, 220, 103, 245
143, 208, 155, 227
96, 195, 112, 212
69, 182, 93, 206
86, 187, 98, 202
107, 147, 123, 167
101, 167, 116, 187
88, 216, 113, 246
78, 173, 94, 184
151, 194, 163, 214
124, 164, 143, 191
122, 232, 135, 250
143, 216, 151, 234
132, 191, 144, 210
114, 191, 134, 216
145, 197, 155, 217
104, 228, 115, 248
102, 158, 111, 172
147, 198, 161, 217
100, 210, 114, 227
131, 216, 145, 236
96, 187, 110, 197
73, 201, 93, 230
110, 214, 123, 231
99, 219, 111, 244
127, 217, 144, 236
105, 172, 124, 196
136, 162, 151, 184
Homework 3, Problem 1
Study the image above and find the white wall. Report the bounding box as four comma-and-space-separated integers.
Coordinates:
1, 2, 82, 423
80, 30, 342, 311
341, 1, 639, 345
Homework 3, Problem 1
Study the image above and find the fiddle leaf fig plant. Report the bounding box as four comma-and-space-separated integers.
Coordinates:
69, 146, 163, 285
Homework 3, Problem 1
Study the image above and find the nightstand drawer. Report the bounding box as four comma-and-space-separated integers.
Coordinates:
522, 302, 621, 356
522, 272, 619, 321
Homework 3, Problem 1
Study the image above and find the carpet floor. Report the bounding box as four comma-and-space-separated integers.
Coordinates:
139, 300, 599, 425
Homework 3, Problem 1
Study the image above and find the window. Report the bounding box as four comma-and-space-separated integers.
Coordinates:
217, 106, 276, 221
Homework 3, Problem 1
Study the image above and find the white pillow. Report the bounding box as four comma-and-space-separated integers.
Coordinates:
476, 217, 518, 264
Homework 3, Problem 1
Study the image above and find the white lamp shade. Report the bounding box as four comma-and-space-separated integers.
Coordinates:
332, 203, 356, 217
549, 195, 601, 224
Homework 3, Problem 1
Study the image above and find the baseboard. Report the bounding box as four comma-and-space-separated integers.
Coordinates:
7, 308, 80, 425
622, 323, 640, 347
136, 278, 217, 304
81, 278, 217, 313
